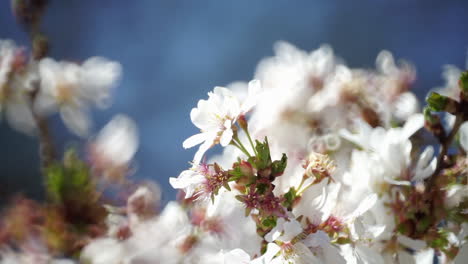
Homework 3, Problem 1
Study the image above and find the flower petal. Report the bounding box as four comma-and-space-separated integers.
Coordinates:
183, 133, 207, 149
60, 105, 91, 137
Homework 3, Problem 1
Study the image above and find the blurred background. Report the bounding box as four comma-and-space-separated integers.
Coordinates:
1, 0, 468, 204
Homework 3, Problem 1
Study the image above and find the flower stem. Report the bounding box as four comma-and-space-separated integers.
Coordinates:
29, 86, 56, 169
297, 182, 314, 196
244, 128, 258, 156
296, 175, 307, 194
230, 140, 251, 158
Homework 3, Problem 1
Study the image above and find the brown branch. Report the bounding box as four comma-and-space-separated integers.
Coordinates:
428, 113, 464, 187
28, 87, 56, 169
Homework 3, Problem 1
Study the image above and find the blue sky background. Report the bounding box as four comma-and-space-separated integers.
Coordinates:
1, 0, 468, 203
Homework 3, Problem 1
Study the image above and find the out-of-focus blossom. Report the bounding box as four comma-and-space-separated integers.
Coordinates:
89, 114, 138, 181
81, 201, 190, 264
200, 248, 251, 264
0, 39, 37, 135
36, 57, 121, 136
0, 40, 15, 95
127, 185, 160, 225
435, 65, 464, 101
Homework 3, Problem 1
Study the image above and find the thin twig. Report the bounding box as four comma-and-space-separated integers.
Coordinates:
428, 113, 464, 187
28, 86, 56, 169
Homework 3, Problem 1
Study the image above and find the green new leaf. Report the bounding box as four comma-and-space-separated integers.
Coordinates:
426, 92, 448, 112
253, 137, 272, 170
335, 237, 352, 245
228, 165, 244, 181
282, 187, 297, 209
460, 71, 468, 93
261, 217, 277, 228
429, 229, 450, 249
45, 149, 94, 205
271, 153, 288, 177
45, 163, 66, 203
423, 107, 438, 124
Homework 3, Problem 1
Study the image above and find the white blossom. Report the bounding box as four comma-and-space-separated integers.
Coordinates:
92, 114, 139, 167
183, 80, 261, 165
36, 57, 121, 136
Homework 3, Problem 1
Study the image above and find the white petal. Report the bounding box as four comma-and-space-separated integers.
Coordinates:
393, 92, 419, 122
454, 243, 468, 264
34, 92, 59, 116
5, 102, 36, 135
94, 114, 138, 165
413, 146, 436, 182
398, 235, 427, 251
60, 105, 91, 137
220, 127, 233, 147
376, 50, 396, 75
281, 219, 303, 242
193, 139, 213, 165
401, 114, 424, 140
303, 230, 331, 248
241, 79, 262, 114
323, 244, 346, 264
182, 133, 207, 149
169, 170, 205, 198
263, 243, 281, 263
80, 57, 122, 108
459, 122, 468, 152
348, 193, 377, 220
413, 249, 435, 264
190, 105, 212, 130
224, 249, 251, 264
384, 177, 411, 186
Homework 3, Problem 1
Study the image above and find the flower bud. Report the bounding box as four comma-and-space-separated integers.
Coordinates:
236, 161, 255, 185
237, 115, 248, 131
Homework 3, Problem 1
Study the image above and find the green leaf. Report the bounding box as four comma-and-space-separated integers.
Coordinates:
426, 92, 448, 112
428, 229, 451, 250
235, 195, 246, 203
223, 182, 231, 191
460, 71, 468, 93
271, 153, 288, 177
45, 163, 66, 203
416, 216, 431, 233
282, 187, 297, 209
335, 237, 352, 245
261, 217, 277, 228
423, 107, 437, 124
256, 183, 268, 195
228, 165, 244, 181
254, 137, 272, 170
45, 149, 94, 205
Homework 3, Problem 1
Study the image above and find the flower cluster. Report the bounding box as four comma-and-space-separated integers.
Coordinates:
163, 43, 466, 263
0, 39, 121, 137
0, 2, 467, 263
